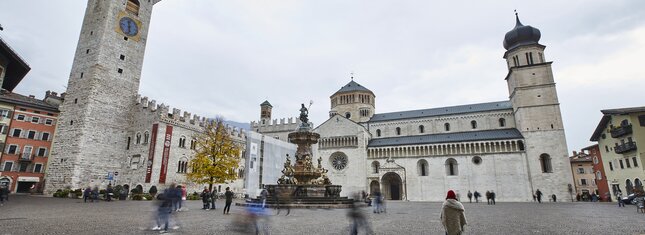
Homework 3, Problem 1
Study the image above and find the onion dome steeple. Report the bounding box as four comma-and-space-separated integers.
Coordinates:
503, 12, 541, 50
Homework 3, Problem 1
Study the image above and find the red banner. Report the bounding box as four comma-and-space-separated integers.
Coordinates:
145, 124, 159, 183
159, 125, 173, 184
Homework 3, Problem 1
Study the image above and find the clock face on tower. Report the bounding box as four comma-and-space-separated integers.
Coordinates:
119, 17, 139, 36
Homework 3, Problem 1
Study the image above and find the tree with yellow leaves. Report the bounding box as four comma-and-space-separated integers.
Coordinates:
186, 118, 242, 191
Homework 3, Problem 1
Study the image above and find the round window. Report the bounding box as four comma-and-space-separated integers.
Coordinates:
472, 156, 482, 165
345, 112, 351, 119
330, 152, 348, 170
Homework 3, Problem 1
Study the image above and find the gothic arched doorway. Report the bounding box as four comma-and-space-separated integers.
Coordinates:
382, 172, 403, 200
370, 180, 380, 195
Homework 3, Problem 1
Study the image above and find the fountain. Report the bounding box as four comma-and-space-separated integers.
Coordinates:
239, 103, 353, 208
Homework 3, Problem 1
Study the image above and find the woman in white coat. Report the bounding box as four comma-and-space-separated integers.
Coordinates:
440, 190, 467, 235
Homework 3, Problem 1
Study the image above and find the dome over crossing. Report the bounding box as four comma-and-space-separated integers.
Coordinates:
333, 80, 373, 96
503, 13, 541, 50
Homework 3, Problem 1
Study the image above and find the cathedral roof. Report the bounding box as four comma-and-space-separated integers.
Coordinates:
332, 80, 373, 96
369, 101, 511, 122
503, 13, 542, 51
368, 128, 523, 147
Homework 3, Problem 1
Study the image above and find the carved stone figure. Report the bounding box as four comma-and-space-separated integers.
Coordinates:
299, 103, 309, 124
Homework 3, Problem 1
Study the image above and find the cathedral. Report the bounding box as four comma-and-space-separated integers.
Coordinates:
259, 14, 573, 201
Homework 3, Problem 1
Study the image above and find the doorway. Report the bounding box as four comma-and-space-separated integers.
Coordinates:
381, 172, 403, 200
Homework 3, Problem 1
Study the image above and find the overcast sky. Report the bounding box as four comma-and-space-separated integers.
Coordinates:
1, 1, 644, 153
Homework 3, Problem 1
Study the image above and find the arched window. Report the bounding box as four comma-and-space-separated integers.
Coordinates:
376, 129, 381, 137
626, 179, 634, 194
190, 139, 197, 150
372, 161, 380, 174
395, 127, 401, 135
444, 123, 450, 132
635, 178, 643, 191
445, 158, 458, 176
177, 158, 188, 173
499, 118, 506, 127
126, 0, 140, 16
596, 171, 602, 180
471, 120, 477, 129
539, 154, 552, 173
143, 131, 149, 144
179, 136, 186, 148
135, 132, 141, 144
419, 125, 425, 133
418, 159, 429, 176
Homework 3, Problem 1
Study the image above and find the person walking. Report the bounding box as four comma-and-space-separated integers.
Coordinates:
83, 187, 91, 203
260, 186, 268, 208
0, 185, 9, 206
373, 190, 383, 213
223, 187, 234, 215
616, 190, 625, 207
348, 198, 372, 235
473, 191, 480, 203
106, 184, 113, 202
440, 190, 467, 235
485, 191, 491, 205
467, 191, 473, 203
92, 186, 99, 202
551, 194, 557, 202
210, 189, 217, 211
490, 191, 496, 205
535, 189, 543, 203
201, 187, 211, 210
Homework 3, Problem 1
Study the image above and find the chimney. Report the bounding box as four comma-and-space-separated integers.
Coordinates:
28, 95, 36, 99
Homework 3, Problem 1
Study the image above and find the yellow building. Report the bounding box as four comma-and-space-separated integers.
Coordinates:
590, 107, 645, 200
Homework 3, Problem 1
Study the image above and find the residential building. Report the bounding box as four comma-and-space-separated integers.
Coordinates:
570, 151, 597, 199
590, 106, 645, 201
585, 144, 611, 201
0, 91, 60, 193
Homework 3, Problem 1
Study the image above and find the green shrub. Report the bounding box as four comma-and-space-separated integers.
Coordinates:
187, 192, 200, 200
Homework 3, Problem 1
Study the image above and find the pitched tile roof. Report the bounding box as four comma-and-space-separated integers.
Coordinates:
369, 101, 512, 122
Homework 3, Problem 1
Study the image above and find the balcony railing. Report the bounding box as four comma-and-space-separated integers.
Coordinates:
611, 124, 633, 138
615, 141, 637, 154
19, 153, 33, 161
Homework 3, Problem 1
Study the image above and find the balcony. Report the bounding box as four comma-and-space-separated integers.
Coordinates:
19, 153, 33, 162
615, 141, 637, 154
611, 124, 632, 138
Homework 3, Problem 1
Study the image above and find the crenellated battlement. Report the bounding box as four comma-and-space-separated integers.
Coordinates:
134, 94, 246, 139
250, 117, 300, 129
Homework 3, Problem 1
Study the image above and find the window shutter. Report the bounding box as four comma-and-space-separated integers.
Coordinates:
1, 126, 6, 134
0, 143, 5, 153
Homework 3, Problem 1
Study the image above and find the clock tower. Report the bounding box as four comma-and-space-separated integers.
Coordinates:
45, 0, 162, 192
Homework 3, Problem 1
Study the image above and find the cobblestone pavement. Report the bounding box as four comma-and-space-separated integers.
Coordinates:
1, 195, 644, 235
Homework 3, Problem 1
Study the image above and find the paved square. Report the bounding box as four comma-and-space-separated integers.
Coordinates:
0, 196, 643, 234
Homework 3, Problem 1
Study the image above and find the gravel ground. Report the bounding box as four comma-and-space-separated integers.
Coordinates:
1, 195, 644, 235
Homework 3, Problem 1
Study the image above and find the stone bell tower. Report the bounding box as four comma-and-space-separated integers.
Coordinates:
503, 13, 573, 199
46, 0, 161, 193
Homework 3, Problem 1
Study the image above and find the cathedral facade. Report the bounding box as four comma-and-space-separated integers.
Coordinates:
308, 15, 573, 201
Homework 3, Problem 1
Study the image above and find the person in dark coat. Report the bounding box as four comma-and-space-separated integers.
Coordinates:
490, 191, 496, 205
210, 189, 217, 211
535, 189, 543, 203
467, 191, 473, 203
201, 187, 211, 210
83, 187, 91, 203
92, 186, 99, 202
0, 185, 9, 206
552, 194, 557, 202
224, 187, 234, 214
348, 196, 372, 235
106, 184, 113, 202
473, 191, 480, 203
485, 191, 491, 205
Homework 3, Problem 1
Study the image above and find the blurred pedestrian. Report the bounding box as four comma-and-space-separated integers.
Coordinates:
616, 190, 625, 207
440, 190, 467, 235
486, 191, 491, 205
348, 196, 372, 235
551, 194, 557, 202
211, 188, 217, 211
467, 191, 472, 203
83, 187, 91, 203
490, 191, 496, 205
276, 187, 291, 216
175, 185, 184, 211
0, 185, 9, 206
106, 184, 113, 202
373, 190, 383, 213
260, 185, 268, 208
201, 187, 211, 210
535, 189, 543, 203
152, 190, 178, 233
92, 186, 99, 202
473, 191, 480, 203
224, 187, 234, 215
